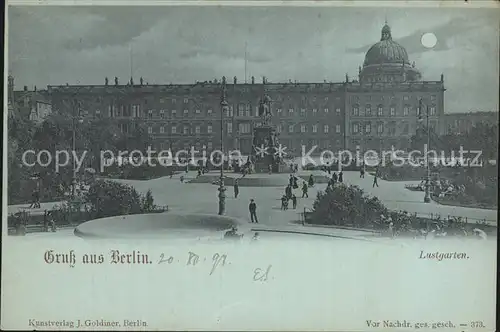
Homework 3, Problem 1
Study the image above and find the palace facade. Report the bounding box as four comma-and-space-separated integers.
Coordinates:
23, 23, 447, 154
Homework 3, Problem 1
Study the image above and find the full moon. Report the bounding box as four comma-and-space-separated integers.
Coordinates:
421, 32, 437, 48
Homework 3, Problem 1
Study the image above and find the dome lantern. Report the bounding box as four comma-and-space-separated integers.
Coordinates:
381, 24, 392, 41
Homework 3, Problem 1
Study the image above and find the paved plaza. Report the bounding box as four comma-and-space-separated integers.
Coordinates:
8, 169, 497, 238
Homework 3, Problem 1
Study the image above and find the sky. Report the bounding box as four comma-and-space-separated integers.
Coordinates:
7, 5, 499, 113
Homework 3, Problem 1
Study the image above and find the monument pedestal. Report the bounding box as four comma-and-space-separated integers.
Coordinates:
252, 125, 280, 173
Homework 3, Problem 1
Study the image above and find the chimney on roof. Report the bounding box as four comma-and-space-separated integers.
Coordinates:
251, 76, 255, 84
234, 76, 237, 84
140, 77, 144, 85
24, 85, 28, 91
105, 77, 109, 85
34, 86, 37, 92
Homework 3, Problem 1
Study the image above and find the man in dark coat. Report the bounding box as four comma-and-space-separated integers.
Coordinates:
285, 185, 292, 199
249, 199, 258, 223
301, 182, 309, 198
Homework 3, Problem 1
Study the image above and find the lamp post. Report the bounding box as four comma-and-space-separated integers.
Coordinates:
418, 98, 431, 203
71, 99, 83, 199
218, 77, 228, 215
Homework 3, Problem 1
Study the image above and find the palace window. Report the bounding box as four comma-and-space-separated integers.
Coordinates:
207, 109, 212, 115
160, 126, 164, 134
377, 123, 384, 134
148, 126, 153, 134
365, 105, 371, 116
289, 108, 294, 115
160, 109, 165, 119
301, 108, 306, 116
313, 108, 317, 114
239, 123, 251, 134
403, 95, 409, 101
402, 122, 409, 134
195, 109, 201, 114
227, 122, 232, 134
353, 123, 359, 133
207, 125, 213, 134
245, 104, 251, 117
195, 126, 201, 134
172, 98, 176, 104
312, 124, 318, 133
365, 123, 371, 133
148, 109, 153, 119
207, 142, 212, 149
336, 124, 341, 133
353, 106, 359, 116
430, 106, 436, 116
403, 106, 409, 116
390, 107, 395, 116
172, 126, 177, 134
171, 109, 177, 117
183, 98, 188, 104
288, 125, 294, 133
277, 108, 282, 114
277, 125, 282, 133
336, 108, 341, 114
324, 125, 329, 133
377, 105, 383, 116
183, 126, 189, 134
131, 105, 140, 118
301, 124, 306, 133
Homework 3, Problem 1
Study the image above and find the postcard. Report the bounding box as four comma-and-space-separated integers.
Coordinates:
2, 1, 498, 331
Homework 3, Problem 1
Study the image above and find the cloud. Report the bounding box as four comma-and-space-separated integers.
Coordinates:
346, 16, 482, 55
7, 6, 499, 113
61, 7, 167, 51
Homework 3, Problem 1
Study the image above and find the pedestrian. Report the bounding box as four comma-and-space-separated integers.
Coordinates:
332, 172, 338, 183
180, 175, 185, 183
301, 182, 309, 198
308, 174, 314, 187
249, 199, 258, 223
327, 165, 331, 175
360, 167, 365, 178
373, 173, 379, 187
285, 185, 292, 200
43, 210, 49, 232
338, 171, 343, 183
289, 174, 294, 187
185, 163, 189, 174
234, 179, 239, 198
292, 194, 297, 209
292, 176, 298, 189
268, 164, 272, 175
30, 189, 40, 208
281, 195, 288, 210
197, 169, 202, 178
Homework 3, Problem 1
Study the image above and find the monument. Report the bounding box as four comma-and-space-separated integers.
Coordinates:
251, 94, 282, 173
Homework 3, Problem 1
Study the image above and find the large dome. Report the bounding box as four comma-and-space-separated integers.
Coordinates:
363, 24, 409, 66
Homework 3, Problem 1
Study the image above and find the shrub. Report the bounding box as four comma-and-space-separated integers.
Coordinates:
85, 180, 145, 218
310, 184, 388, 227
